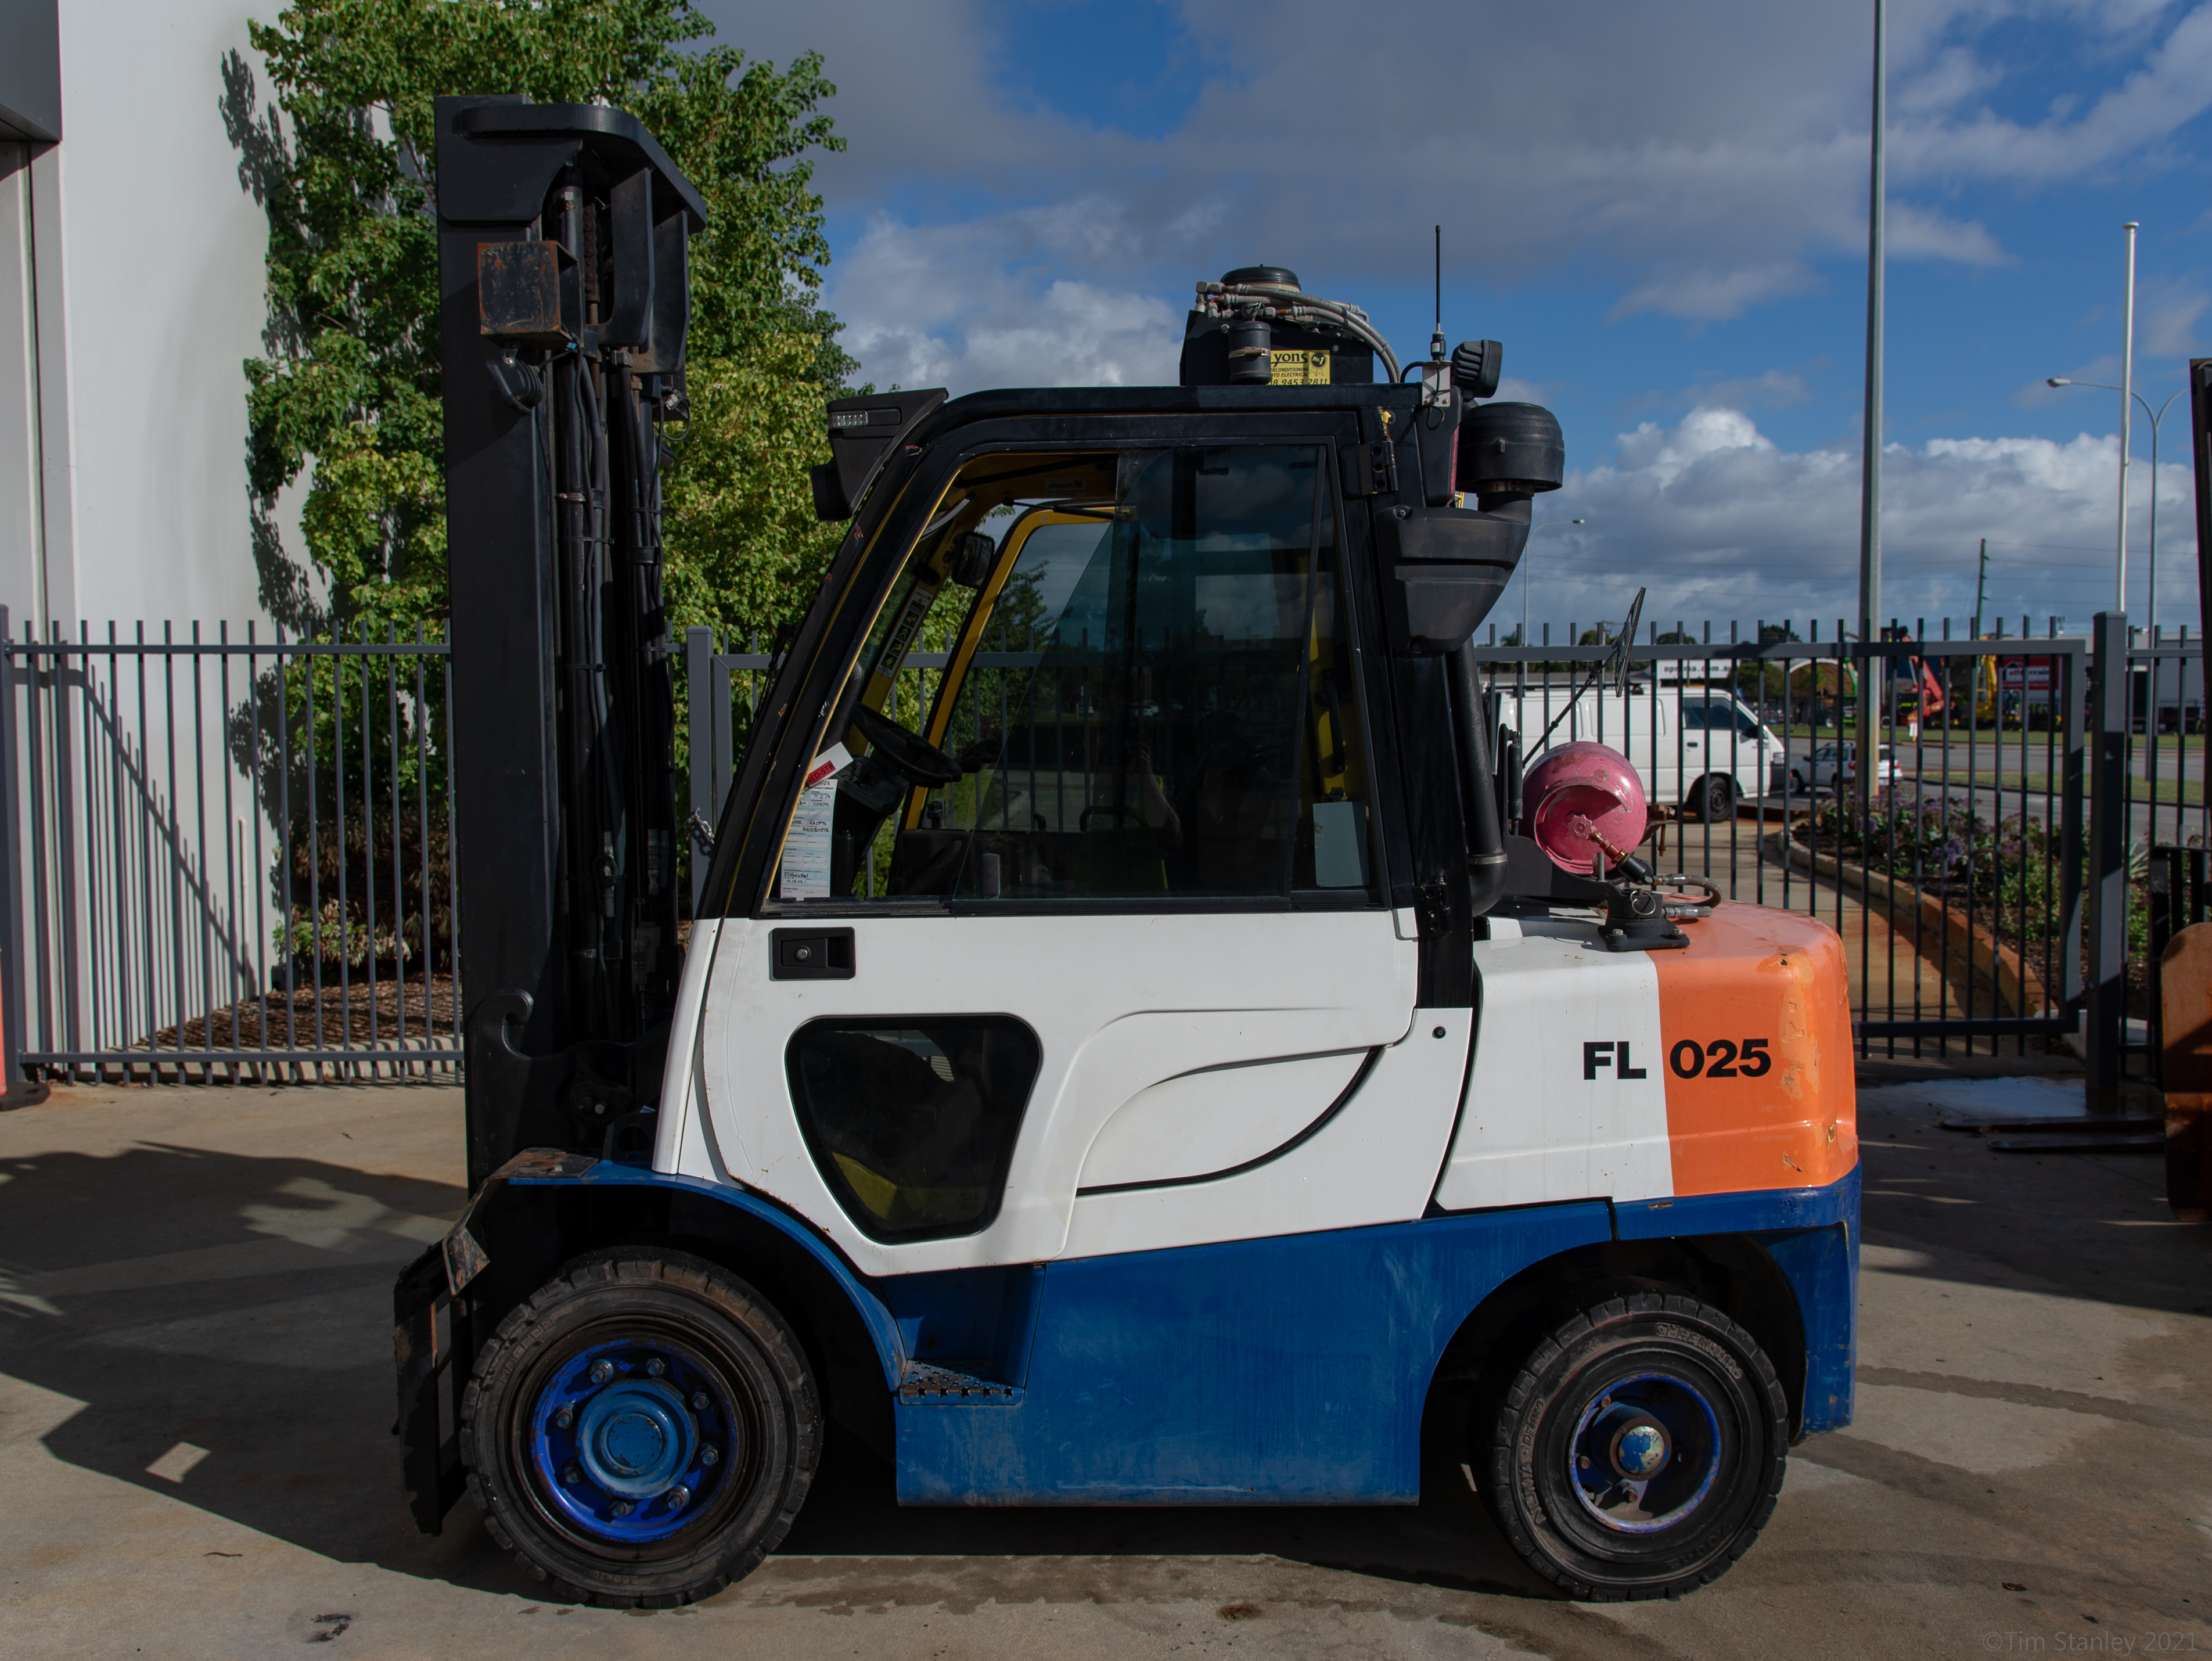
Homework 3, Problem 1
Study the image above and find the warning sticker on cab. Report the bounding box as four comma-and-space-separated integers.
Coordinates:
803, 743, 853, 792
781, 745, 854, 899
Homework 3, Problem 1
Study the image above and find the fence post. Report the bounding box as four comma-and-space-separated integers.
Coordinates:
2085, 610, 2130, 1092
685, 625, 714, 914
0, 607, 39, 1105
2060, 646, 2087, 1019
711, 648, 734, 846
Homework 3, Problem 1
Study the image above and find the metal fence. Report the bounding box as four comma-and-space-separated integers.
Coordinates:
1469, 615, 2164, 1070
2, 612, 2171, 1084
0, 614, 459, 1082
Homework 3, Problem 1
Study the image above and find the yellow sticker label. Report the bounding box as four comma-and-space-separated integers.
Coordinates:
1269, 348, 1330, 385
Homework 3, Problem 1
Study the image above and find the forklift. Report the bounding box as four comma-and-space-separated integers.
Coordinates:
398, 98, 1859, 1608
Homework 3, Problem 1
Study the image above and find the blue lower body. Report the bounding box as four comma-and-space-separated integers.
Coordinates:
895, 1167, 1859, 1505
506, 1159, 1858, 1508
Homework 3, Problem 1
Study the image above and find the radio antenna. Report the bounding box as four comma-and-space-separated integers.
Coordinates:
1431, 225, 1446, 362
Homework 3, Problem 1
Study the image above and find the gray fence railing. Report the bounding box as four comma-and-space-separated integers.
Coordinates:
1469, 616, 2169, 1073
2, 612, 2170, 1086
0, 614, 459, 1083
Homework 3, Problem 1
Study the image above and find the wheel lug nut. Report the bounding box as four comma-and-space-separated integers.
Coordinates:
612, 1500, 634, 1517
700, 1444, 720, 1466
554, 1406, 574, 1430
562, 1464, 582, 1486
645, 1358, 666, 1377
690, 1391, 709, 1411
667, 1486, 690, 1510
588, 1360, 614, 1384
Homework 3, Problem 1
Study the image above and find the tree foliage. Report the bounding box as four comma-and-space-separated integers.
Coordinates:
241, 0, 851, 640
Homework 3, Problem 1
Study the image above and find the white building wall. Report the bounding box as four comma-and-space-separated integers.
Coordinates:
1, 4, 311, 1067
2, 0, 280, 636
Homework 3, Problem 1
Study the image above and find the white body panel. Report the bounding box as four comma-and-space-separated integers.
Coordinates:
1076, 1047, 1369, 1188
689, 909, 1417, 1276
1061, 1008, 1472, 1259
1433, 921, 1675, 1211
656, 916, 725, 1180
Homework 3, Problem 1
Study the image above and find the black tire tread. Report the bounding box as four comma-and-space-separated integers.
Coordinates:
1480, 1291, 1786, 1602
458, 1250, 820, 1608
1689, 775, 1736, 822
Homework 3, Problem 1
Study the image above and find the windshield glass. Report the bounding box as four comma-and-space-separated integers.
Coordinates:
772, 442, 1376, 907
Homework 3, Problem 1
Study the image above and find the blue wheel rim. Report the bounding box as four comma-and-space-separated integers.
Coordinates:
1565, 1370, 1722, 1535
527, 1335, 740, 1545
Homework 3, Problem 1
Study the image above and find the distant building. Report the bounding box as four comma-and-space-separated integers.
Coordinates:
2, 0, 281, 635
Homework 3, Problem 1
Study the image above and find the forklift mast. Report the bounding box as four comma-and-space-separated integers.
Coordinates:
435, 99, 707, 1188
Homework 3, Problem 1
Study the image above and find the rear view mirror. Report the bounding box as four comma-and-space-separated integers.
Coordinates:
948, 530, 996, 589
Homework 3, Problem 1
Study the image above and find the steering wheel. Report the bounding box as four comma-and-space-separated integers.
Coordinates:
848, 703, 963, 788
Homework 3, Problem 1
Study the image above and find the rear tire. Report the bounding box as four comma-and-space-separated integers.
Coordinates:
460, 1250, 821, 1607
1477, 1292, 1786, 1601
1686, 774, 1735, 822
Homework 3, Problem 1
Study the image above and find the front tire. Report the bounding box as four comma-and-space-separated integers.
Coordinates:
1477, 1293, 1786, 1601
461, 1251, 821, 1606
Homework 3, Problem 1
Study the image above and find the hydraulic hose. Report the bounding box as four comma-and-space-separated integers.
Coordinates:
1449, 641, 1508, 917
1198, 281, 1404, 382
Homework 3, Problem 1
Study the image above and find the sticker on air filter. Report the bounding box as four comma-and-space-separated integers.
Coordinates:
1269, 349, 1331, 384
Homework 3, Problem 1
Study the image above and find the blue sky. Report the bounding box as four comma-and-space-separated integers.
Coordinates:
697, 0, 2212, 639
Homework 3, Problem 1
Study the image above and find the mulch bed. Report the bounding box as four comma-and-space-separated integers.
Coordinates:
145, 972, 460, 1054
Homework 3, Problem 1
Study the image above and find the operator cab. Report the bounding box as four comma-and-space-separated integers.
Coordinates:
819, 443, 1369, 907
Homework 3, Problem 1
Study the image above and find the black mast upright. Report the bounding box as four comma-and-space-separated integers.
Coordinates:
435, 99, 706, 1188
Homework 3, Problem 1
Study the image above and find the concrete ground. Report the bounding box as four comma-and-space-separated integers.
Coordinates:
0, 1076, 2206, 1660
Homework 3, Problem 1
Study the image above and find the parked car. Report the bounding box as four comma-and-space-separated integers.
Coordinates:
1495, 685, 1784, 821
1786, 741, 1898, 796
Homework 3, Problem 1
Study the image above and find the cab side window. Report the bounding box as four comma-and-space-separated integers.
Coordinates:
892, 444, 1374, 903
786, 1016, 1042, 1243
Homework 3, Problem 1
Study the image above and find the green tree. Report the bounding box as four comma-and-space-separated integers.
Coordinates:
240, 0, 851, 641
231, 0, 854, 951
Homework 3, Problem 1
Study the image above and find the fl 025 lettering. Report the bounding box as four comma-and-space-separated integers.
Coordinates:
1669, 1038, 1771, 1079
1582, 1041, 1649, 1080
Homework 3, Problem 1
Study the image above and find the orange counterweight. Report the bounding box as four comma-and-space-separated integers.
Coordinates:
1652, 903, 1858, 1196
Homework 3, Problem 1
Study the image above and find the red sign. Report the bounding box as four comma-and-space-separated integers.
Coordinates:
1998, 657, 2055, 692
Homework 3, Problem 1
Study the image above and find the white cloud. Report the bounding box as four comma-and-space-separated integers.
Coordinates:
1515, 405, 2196, 634
685, 1, 2212, 637
697, 0, 2212, 381
833, 205, 1184, 390
1692, 370, 1815, 411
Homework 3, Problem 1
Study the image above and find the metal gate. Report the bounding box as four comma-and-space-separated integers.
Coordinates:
0, 612, 2167, 1087
0, 614, 459, 1081
1471, 615, 2149, 1076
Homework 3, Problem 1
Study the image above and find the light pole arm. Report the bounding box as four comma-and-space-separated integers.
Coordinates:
2054, 378, 2175, 437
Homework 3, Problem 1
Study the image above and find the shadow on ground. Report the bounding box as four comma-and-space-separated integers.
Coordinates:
0, 1138, 1550, 1605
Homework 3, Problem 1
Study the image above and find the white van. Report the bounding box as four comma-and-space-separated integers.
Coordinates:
1494, 681, 1783, 820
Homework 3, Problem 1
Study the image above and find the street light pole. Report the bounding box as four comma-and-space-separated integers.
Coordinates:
2119, 221, 2139, 615
2049, 376, 2182, 632
1857, 0, 1887, 808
